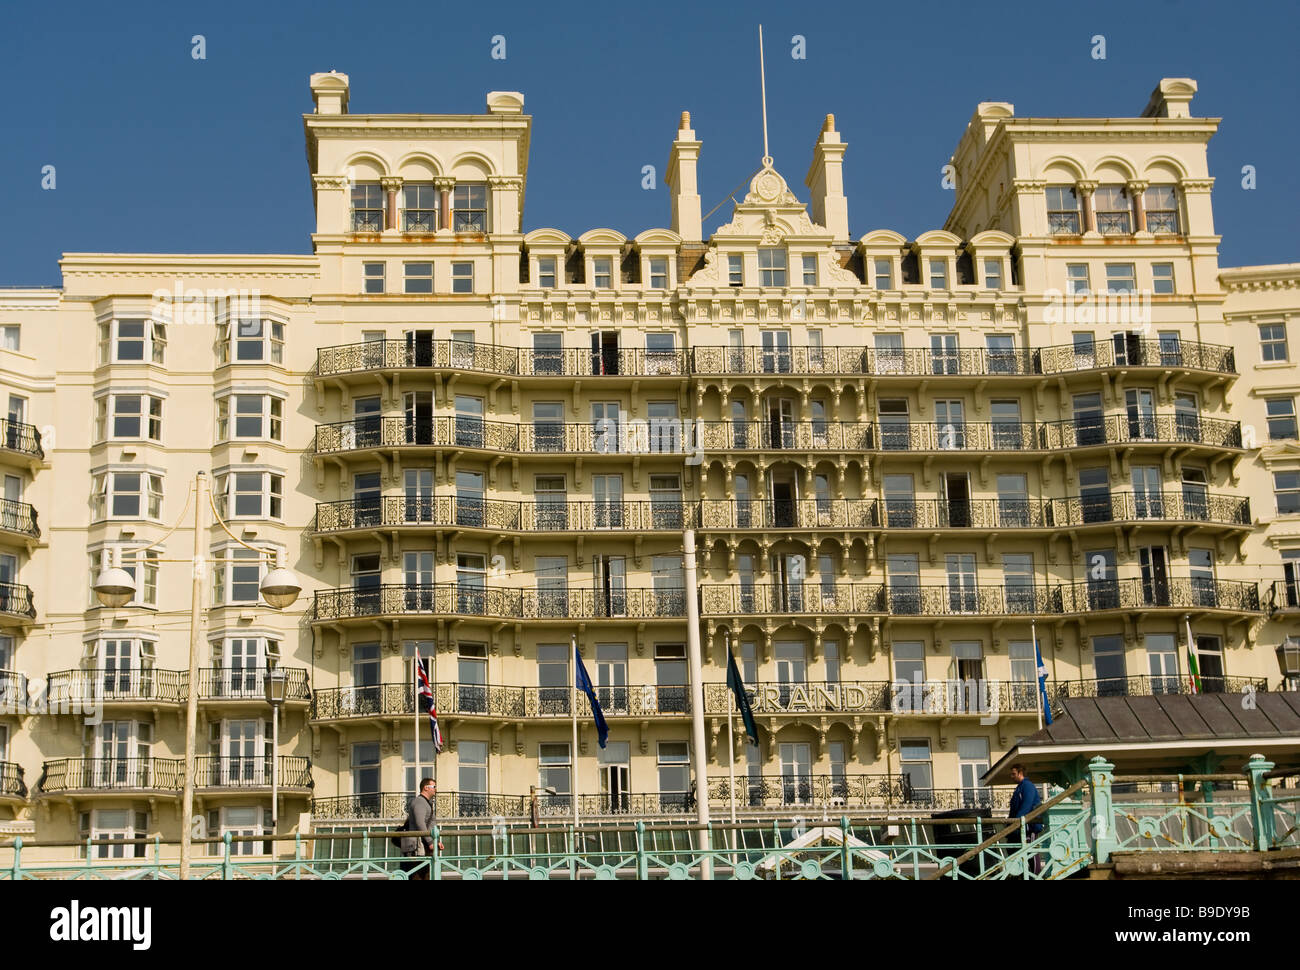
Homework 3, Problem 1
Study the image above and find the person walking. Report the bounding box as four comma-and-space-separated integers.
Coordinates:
1008, 763, 1044, 875
400, 777, 443, 880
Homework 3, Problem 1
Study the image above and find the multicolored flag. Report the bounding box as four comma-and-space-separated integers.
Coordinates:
414, 647, 443, 752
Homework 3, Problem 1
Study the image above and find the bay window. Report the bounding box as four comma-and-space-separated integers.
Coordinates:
216, 470, 284, 520
217, 394, 283, 441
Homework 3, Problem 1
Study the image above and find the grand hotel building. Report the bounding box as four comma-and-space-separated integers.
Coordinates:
1, 72, 1298, 859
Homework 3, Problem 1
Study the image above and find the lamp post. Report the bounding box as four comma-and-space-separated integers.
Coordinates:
92, 470, 301, 879
1276, 639, 1300, 692
265, 666, 288, 840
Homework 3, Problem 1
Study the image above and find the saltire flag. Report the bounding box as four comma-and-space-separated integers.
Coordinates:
414, 647, 444, 752
1035, 641, 1053, 726
574, 647, 609, 749
1187, 643, 1202, 695
726, 646, 759, 746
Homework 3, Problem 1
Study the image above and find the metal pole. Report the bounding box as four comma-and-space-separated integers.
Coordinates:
683, 528, 711, 874
179, 471, 208, 880
271, 702, 279, 838
725, 632, 736, 826
571, 633, 580, 830
1032, 619, 1042, 732
758, 24, 769, 161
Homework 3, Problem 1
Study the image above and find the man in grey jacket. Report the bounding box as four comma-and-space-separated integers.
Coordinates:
400, 778, 442, 879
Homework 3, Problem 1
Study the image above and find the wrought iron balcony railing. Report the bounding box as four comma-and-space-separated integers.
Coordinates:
193, 756, 313, 790
1038, 338, 1234, 376
0, 761, 25, 799
313, 584, 688, 622
707, 774, 1011, 812
1038, 413, 1242, 450
0, 668, 27, 710
1267, 580, 1300, 613
46, 669, 187, 705
315, 416, 695, 457
696, 419, 874, 452
310, 790, 694, 821
0, 499, 38, 539
0, 582, 35, 619
312, 682, 691, 721
1051, 674, 1268, 702
195, 667, 311, 702
0, 418, 43, 460
38, 757, 186, 793
316, 339, 688, 380
701, 583, 887, 616
314, 496, 698, 534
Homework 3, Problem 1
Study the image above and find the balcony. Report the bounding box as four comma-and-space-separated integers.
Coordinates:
315, 339, 688, 381
313, 497, 698, 535
312, 585, 688, 623
0, 762, 26, 802
46, 669, 186, 707
0, 669, 27, 712
193, 756, 313, 791
314, 416, 695, 458
696, 420, 873, 452
311, 682, 690, 721
1038, 338, 1235, 378
1267, 580, 1300, 614
0, 418, 43, 464
704, 680, 893, 715
195, 667, 311, 704
38, 758, 185, 795
0, 582, 34, 623
0, 499, 38, 542
310, 790, 694, 821
1039, 413, 1242, 451
701, 583, 886, 617
1051, 674, 1268, 702
707, 774, 1011, 813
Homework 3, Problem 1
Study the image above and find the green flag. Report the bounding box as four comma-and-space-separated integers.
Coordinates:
1187, 643, 1201, 695
726, 646, 759, 746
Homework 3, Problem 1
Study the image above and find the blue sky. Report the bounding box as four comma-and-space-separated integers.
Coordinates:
2, 0, 1297, 285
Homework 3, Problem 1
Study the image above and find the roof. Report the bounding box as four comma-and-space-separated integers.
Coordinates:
984, 691, 1300, 783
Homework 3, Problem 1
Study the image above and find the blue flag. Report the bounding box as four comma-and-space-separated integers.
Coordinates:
1035, 641, 1053, 726
575, 647, 609, 749
726, 647, 759, 746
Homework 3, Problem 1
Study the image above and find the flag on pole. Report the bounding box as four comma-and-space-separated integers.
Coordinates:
414, 647, 443, 752
726, 646, 759, 746
1187, 642, 1202, 695
1035, 641, 1053, 727
574, 647, 608, 749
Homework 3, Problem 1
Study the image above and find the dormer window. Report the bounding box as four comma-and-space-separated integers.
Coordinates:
1045, 186, 1081, 234
728, 255, 744, 286
402, 183, 438, 232
538, 257, 557, 289
649, 258, 668, 290
873, 258, 893, 289
928, 259, 947, 289
802, 255, 817, 286
451, 184, 488, 232
758, 248, 786, 287
1094, 185, 1132, 234
593, 258, 613, 289
350, 183, 383, 232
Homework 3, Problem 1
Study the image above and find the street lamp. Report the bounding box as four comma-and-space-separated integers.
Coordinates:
90, 471, 301, 879
1276, 639, 1300, 692
265, 666, 288, 845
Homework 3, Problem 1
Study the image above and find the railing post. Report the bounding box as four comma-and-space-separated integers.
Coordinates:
1246, 754, 1276, 852
635, 821, 648, 880
1087, 756, 1118, 864
432, 824, 441, 881
10, 835, 20, 880
840, 815, 852, 880
361, 830, 370, 873
222, 831, 233, 880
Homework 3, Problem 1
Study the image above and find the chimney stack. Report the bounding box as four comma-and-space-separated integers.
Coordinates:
310, 71, 350, 115
666, 111, 702, 242
806, 114, 849, 241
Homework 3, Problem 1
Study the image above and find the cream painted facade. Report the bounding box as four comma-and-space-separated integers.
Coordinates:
0, 71, 1298, 861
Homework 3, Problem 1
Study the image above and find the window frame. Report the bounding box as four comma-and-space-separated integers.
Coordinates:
94, 470, 164, 522
217, 393, 284, 442
1266, 397, 1298, 441
350, 182, 384, 232
1275, 470, 1300, 515
1045, 185, 1082, 234
99, 393, 164, 442
1151, 262, 1175, 295
363, 262, 386, 294
403, 262, 434, 295
1260, 323, 1289, 363
231, 318, 286, 364
451, 183, 489, 233
451, 261, 474, 294
216, 470, 285, 521
758, 248, 787, 287
402, 182, 439, 232
1104, 263, 1137, 295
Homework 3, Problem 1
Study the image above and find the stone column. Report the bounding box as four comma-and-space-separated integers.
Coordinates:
380, 176, 403, 231
1127, 180, 1149, 233
435, 178, 455, 231
1076, 181, 1098, 233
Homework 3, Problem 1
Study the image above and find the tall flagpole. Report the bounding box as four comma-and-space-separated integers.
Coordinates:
432, 643, 438, 793
726, 632, 736, 826
1032, 619, 1042, 731
571, 633, 580, 830
758, 24, 770, 162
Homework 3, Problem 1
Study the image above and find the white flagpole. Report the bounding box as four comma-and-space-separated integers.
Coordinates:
1032, 619, 1042, 731
758, 24, 770, 161
726, 633, 736, 827
432, 643, 438, 792
413, 651, 419, 793
571, 633, 580, 830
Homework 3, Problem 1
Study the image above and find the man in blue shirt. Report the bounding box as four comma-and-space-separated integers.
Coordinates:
1008, 763, 1044, 874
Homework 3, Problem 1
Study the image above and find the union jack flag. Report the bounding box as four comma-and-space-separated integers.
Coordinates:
414, 647, 443, 753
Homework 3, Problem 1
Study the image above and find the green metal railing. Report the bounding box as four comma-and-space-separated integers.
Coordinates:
3, 757, 1294, 880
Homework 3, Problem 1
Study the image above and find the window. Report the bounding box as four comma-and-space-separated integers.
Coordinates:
537, 256, 557, 289
1046, 185, 1081, 234
958, 738, 990, 807
1151, 263, 1175, 295
1105, 263, 1136, 294
874, 333, 904, 374
1094, 185, 1132, 234
539, 742, 571, 806
458, 741, 489, 816
218, 394, 282, 441
448, 261, 474, 294
104, 319, 166, 365
100, 394, 163, 441
403, 183, 438, 232
451, 183, 488, 232
825, 641, 840, 683
928, 258, 947, 289
649, 257, 669, 289
537, 644, 571, 712
655, 643, 688, 712
207, 806, 273, 856
350, 183, 383, 232
657, 742, 691, 810
872, 257, 893, 289
1066, 263, 1090, 296
1275, 471, 1300, 515
1145, 185, 1180, 234
217, 471, 283, 520
758, 248, 787, 287
883, 474, 915, 528
404, 262, 433, 294
90, 548, 159, 607
878, 399, 910, 451
931, 334, 958, 375
727, 255, 743, 286
233, 319, 285, 363
363, 262, 385, 294
532, 332, 563, 375
899, 740, 933, 802
946, 553, 977, 612
94, 471, 163, 520
982, 258, 1002, 290
646, 333, 678, 374
1260, 323, 1289, 362
80, 809, 150, 860
801, 255, 817, 286
1003, 553, 1035, 613
592, 258, 612, 289
1266, 398, 1297, 440
986, 334, 1016, 374
0, 326, 18, 352
213, 547, 268, 606
1010, 641, 1036, 685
